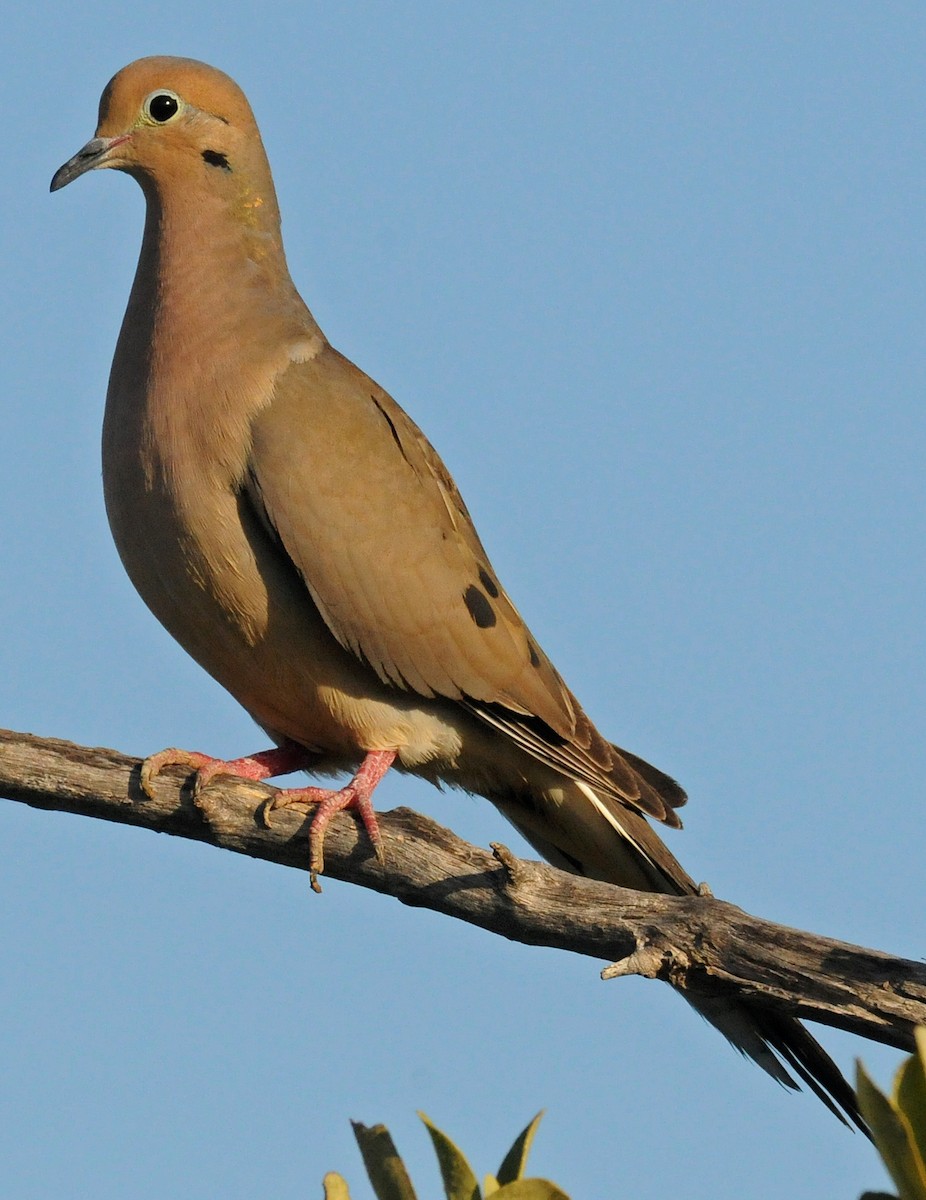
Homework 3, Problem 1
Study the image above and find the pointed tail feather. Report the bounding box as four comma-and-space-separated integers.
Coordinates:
687, 993, 869, 1135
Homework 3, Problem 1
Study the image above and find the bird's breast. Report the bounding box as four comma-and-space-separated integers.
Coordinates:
100, 369, 475, 769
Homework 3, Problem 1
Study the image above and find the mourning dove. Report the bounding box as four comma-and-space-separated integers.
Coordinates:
51, 56, 864, 1131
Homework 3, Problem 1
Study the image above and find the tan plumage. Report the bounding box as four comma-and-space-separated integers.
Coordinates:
51, 56, 864, 1131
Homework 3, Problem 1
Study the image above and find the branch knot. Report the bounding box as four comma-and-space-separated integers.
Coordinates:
602, 943, 672, 982
490, 842, 527, 890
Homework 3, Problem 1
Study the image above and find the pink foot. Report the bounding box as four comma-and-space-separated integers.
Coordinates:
140, 741, 314, 799
263, 749, 396, 892
140, 741, 396, 892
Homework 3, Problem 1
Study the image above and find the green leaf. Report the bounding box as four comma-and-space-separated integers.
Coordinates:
896, 1046, 926, 1175
484, 1175, 500, 1195
856, 1062, 926, 1200
323, 1172, 353, 1200
351, 1121, 419, 1200
492, 1181, 571, 1200
496, 1111, 545, 1185
418, 1112, 480, 1200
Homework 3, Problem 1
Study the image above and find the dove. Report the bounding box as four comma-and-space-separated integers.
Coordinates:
51, 56, 865, 1131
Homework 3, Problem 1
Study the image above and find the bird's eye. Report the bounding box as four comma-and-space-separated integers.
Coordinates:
144, 90, 182, 123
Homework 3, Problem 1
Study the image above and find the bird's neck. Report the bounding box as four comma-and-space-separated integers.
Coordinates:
105, 182, 325, 488
133, 181, 314, 357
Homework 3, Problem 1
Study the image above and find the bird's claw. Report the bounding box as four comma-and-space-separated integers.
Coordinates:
263, 780, 385, 893
140, 747, 214, 799
141, 745, 391, 893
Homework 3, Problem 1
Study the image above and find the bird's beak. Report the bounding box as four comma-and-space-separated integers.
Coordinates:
50, 134, 131, 192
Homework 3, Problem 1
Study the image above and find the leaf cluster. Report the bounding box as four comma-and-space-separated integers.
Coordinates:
859, 1028, 926, 1200
323, 1111, 569, 1200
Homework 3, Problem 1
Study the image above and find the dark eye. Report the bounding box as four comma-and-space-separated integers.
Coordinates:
144, 91, 181, 123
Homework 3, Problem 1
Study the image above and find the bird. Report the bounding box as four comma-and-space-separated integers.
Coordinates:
51, 55, 864, 1132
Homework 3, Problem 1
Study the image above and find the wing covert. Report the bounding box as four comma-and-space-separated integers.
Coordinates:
246, 345, 577, 738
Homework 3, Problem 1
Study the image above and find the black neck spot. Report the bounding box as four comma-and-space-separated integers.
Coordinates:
202, 149, 231, 171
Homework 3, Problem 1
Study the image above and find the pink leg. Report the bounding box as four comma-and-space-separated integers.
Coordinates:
140, 740, 396, 891
263, 749, 397, 892
140, 740, 314, 798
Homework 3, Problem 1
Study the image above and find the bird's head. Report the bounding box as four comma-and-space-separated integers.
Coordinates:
51, 56, 280, 229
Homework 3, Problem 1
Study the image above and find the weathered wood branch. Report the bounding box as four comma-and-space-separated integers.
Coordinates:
1, 726, 922, 1051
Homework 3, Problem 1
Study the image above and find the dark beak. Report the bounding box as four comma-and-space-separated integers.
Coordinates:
50, 135, 130, 192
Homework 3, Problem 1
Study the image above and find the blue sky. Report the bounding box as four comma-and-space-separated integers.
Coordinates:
2, 4, 924, 1196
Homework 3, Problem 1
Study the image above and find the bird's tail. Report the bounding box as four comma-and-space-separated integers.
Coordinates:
684, 991, 866, 1131
490, 767, 868, 1135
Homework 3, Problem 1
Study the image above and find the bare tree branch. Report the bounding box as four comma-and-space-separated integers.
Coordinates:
1, 726, 923, 1051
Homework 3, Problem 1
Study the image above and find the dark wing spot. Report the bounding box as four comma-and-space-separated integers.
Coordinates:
463, 584, 497, 628
371, 395, 411, 464
202, 149, 231, 170
478, 566, 500, 598
527, 640, 541, 668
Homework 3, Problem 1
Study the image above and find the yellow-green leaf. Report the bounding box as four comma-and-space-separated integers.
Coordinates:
484, 1174, 500, 1195
895, 1051, 926, 1175
323, 1171, 353, 1200
492, 1180, 571, 1200
418, 1112, 480, 1200
496, 1111, 545, 1184
351, 1121, 418, 1200
857, 1062, 926, 1200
